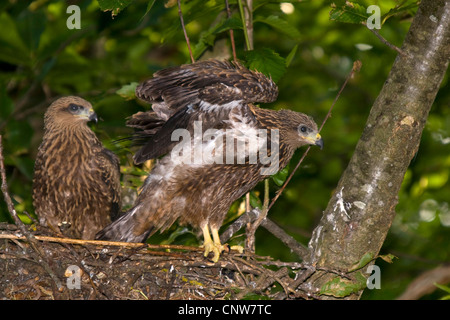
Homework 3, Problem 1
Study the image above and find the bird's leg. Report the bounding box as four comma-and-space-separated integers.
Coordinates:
211, 226, 226, 256
211, 226, 244, 258
201, 224, 221, 262
202, 225, 244, 262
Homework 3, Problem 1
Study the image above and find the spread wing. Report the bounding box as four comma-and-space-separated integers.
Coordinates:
131, 59, 278, 164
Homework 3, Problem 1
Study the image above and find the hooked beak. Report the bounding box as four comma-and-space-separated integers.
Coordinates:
315, 133, 324, 150
76, 107, 98, 123
304, 133, 324, 150
88, 110, 98, 124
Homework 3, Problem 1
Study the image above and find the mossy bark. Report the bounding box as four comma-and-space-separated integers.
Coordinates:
306, 0, 450, 299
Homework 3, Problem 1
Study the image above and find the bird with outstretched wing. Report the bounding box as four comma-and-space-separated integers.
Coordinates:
97, 59, 323, 262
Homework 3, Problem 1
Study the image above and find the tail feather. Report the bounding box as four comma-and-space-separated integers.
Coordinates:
95, 206, 152, 243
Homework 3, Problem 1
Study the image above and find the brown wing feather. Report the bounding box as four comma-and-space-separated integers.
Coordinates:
131, 59, 277, 164
135, 59, 278, 115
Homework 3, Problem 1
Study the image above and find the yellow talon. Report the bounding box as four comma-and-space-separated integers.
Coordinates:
201, 225, 225, 262
201, 225, 244, 262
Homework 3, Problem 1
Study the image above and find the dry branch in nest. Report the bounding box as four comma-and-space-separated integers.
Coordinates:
1, 223, 323, 300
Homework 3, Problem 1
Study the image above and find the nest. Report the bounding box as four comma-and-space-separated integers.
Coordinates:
0, 223, 324, 300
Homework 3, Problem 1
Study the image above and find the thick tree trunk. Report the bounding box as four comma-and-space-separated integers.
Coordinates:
306, 0, 450, 299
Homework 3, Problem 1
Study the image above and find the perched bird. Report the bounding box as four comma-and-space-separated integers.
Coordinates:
33, 96, 121, 240
96, 59, 323, 261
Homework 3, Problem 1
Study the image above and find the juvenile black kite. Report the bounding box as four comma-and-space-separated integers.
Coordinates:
97, 60, 322, 261
33, 96, 121, 239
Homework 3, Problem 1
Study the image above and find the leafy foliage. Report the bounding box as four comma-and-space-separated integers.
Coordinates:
0, 0, 448, 300
320, 272, 367, 298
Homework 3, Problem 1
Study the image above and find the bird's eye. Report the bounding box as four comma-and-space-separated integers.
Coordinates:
299, 126, 308, 133
68, 104, 82, 113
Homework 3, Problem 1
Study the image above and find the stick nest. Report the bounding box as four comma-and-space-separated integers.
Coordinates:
0, 223, 319, 300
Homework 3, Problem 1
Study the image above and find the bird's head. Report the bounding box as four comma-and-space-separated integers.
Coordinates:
277, 109, 323, 150
44, 96, 98, 129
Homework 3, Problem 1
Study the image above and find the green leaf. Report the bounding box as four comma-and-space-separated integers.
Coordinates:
381, 1, 419, 24
348, 252, 374, 272
378, 253, 398, 264
434, 282, 450, 294
160, 227, 192, 245
285, 44, 298, 67
348, 252, 397, 272
97, 0, 134, 17
434, 283, 450, 300
142, 0, 156, 19
272, 165, 289, 187
213, 15, 243, 34
163, 0, 224, 43
116, 82, 138, 100
254, 15, 301, 39
0, 12, 31, 66
193, 15, 243, 59
249, 191, 262, 209
329, 2, 368, 25
18, 9, 46, 52
320, 272, 367, 297
244, 48, 286, 83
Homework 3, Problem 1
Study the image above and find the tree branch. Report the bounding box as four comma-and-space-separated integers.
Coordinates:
220, 208, 310, 260
368, 28, 405, 57
397, 265, 450, 300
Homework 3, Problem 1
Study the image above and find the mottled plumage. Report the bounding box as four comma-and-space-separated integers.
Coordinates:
97, 60, 322, 261
33, 96, 121, 239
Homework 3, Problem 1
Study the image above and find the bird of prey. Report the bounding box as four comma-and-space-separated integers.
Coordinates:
33, 96, 121, 240
96, 59, 323, 262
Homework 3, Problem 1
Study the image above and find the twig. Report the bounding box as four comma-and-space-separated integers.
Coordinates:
368, 28, 405, 56
220, 208, 259, 243
0, 233, 203, 252
225, 0, 237, 61
244, 0, 253, 50
220, 208, 309, 260
0, 136, 27, 235
268, 146, 311, 211
288, 264, 316, 292
319, 60, 361, 133
246, 179, 269, 251
236, 265, 290, 299
262, 217, 309, 259
237, 0, 252, 51
177, 0, 195, 63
